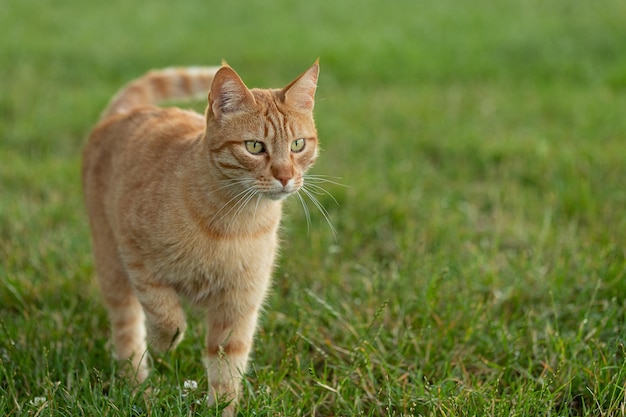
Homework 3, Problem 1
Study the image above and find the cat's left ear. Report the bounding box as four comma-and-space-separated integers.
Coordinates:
281, 60, 319, 112
209, 65, 256, 121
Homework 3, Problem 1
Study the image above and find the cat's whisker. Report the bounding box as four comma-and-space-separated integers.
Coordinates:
302, 182, 340, 206
304, 174, 343, 180
207, 179, 254, 198
214, 178, 253, 186
208, 185, 257, 227
295, 190, 312, 234
227, 187, 257, 219
225, 187, 259, 235
232, 189, 261, 230
235, 188, 258, 217
300, 186, 337, 238
253, 194, 262, 221
304, 174, 347, 188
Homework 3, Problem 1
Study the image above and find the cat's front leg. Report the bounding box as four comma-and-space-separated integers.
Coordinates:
130, 276, 187, 352
204, 309, 259, 415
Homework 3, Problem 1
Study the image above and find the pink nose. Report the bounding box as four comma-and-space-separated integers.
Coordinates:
276, 175, 292, 187
272, 166, 293, 187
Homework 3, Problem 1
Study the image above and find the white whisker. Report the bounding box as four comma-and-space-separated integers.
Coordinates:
304, 174, 347, 188
208, 185, 256, 227
253, 194, 262, 221
303, 182, 340, 206
296, 190, 311, 234
300, 186, 337, 238
214, 178, 254, 186
225, 187, 258, 234
206, 178, 254, 199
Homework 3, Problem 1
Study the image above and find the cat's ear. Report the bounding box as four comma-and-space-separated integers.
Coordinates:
208, 65, 256, 120
281, 60, 319, 112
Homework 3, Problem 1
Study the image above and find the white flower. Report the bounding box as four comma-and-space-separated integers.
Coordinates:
183, 380, 198, 391
29, 397, 47, 407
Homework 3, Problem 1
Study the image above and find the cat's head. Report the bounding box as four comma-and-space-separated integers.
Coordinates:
205, 62, 319, 201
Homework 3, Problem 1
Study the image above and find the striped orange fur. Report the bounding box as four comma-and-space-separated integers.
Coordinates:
82, 61, 320, 415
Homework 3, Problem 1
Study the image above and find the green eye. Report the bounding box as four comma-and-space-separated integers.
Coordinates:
245, 141, 265, 154
291, 138, 305, 153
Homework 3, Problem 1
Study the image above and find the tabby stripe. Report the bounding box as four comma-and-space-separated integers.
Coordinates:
209, 140, 242, 153
265, 108, 279, 139
180, 72, 193, 95
274, 106, 287, 138
149, 75, 170, 100
209, 152, 244, 171
270, 99, 287, 137
267, 108, 279, 137
206, 340, 249, 356
285, 118, 294, 138
217, 161, 243, 171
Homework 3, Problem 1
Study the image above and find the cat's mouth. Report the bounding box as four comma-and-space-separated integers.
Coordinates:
264, 190, 295, 201
260, 179, 300, 201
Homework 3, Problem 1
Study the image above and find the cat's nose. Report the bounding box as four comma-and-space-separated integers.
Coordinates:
272, 166, 294, 187
276, 175, 292, 187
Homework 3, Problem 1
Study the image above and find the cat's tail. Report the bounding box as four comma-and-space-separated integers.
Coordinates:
100, 66, 221, 120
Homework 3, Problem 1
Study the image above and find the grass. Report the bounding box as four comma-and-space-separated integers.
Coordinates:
2, 0, 626, 415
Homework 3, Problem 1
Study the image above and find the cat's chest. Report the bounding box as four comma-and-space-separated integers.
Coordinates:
150, 229, 279, 304
117, 187, 282, 304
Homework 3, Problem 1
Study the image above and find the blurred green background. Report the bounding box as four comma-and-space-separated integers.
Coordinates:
2, 0, 626, 415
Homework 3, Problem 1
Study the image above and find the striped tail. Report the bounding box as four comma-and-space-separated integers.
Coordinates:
100, 66, 221, 120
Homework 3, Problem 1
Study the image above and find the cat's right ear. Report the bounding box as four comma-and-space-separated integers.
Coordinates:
208, 66, 256, 121
281, 60, 319, 112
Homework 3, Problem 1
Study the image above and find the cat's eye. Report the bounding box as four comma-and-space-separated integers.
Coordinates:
291, 138, 305, 153
245, 141, 266, 155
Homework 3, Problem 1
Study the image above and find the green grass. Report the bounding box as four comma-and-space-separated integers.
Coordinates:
2, 0, 626, 415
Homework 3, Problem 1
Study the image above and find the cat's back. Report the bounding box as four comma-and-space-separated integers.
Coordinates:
85, 106, 204, 160
83, 107, 203, 183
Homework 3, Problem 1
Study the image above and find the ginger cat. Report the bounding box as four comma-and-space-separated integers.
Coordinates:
82, 61, 320, 414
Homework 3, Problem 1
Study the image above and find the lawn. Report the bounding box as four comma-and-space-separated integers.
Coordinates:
1, 0, 626, 415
